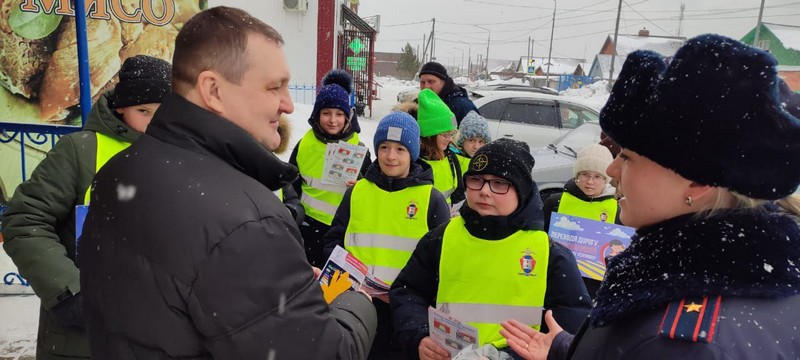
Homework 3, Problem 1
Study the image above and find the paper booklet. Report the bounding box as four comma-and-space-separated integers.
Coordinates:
321, 141, 368, 186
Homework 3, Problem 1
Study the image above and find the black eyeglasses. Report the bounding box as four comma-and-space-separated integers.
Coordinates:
465, 176, 512, 194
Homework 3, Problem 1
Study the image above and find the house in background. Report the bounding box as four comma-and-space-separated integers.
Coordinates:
373, 52, 403, 78
740, 23, 800, 91
588, 29, 685, 81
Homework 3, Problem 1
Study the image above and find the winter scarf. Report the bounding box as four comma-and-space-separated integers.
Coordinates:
590, 205, 800, 327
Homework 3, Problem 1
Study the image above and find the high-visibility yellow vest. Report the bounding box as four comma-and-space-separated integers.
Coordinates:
82, 132, 131, 204
425, 157, 458, 204
456, 154, 471, 178
437, 216, 550, 348
344, 179, 432, 284
297, 130, 361, 225
557, 192, 618, 223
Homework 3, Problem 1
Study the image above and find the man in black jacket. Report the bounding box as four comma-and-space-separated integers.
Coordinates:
79, 6, 376, 359
418, 62, 479, 125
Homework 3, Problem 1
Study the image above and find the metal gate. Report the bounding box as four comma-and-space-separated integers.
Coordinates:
339, 5, 376, 117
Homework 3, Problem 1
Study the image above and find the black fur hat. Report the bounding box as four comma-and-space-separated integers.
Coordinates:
600, 34, 800, 200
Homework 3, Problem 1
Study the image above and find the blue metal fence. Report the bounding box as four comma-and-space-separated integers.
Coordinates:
289, 84, 317, 105
557, 75, 596, 92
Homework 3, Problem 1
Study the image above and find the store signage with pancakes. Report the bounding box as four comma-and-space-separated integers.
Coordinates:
0, 0, 205, 126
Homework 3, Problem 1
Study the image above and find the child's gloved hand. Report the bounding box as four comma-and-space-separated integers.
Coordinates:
320, 270, 352, 304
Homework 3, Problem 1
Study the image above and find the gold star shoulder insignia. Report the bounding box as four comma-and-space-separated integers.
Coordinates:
684, 302, 702, 313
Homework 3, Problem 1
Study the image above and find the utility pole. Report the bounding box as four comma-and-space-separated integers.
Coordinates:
754, 0, 766, 48
609, 0, 623, 82
422, 34, 427, 63
468, 44, 472, 80
431, 18, 436, 60
677, 3, 685, 37
545, 0, 557, 86
527, 36, 531, 74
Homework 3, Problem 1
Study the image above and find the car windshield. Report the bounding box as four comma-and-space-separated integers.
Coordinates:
549, 122, 602, 156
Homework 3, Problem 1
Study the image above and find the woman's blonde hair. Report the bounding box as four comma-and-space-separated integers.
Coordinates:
698, 188, 800, 218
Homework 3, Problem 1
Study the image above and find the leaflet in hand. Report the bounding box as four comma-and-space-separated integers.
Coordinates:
427, 306, 479, 356
322, 141, 367, 185
318, 245, 391, 302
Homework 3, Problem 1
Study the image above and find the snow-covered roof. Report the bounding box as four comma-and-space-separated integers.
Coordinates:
487, 59, 518, 73
515, 56, 586, 75
613, 34, 685, 56
589, 54, 625, 80
765, 23, 800, 51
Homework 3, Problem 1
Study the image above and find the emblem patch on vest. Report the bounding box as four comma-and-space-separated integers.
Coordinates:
518, 248, 537, 276
600, 210, 608, 222
406, 201, 419, 219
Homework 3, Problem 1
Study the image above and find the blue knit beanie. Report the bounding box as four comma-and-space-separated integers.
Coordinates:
457, 110, 491, 147
374, 112, 421, 161
312, 69, 352, 121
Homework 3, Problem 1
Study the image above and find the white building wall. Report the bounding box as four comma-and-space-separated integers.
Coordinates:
210, 0, 322, 87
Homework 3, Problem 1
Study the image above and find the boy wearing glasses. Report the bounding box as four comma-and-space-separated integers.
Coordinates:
417, 89, 465, 206
324, 112, 450, 359
390, 138, 591, 360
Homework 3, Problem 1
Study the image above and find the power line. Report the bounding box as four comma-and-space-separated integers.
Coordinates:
624, 0, 674, 36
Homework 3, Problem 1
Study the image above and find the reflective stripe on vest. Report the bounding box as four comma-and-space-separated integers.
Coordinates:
557, 192, 618, 223
296, 130, 360, 225
425, 157, 457, 204
274, 188, 284, 201
83, 132, 131, 204
437, 216, 550, 348
345, 180, 432, 284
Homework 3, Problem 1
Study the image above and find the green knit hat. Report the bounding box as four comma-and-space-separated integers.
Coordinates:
417, 89, 456, 137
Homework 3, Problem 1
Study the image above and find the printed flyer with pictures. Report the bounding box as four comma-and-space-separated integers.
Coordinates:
322, 142, 367, 185
318, 245, 390, 302
547, 212, 634, 280
427, 306, 479, 356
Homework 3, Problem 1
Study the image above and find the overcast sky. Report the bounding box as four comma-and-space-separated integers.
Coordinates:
357, 0, 800, 66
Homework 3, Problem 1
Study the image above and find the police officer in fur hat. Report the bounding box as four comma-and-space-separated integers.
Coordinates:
502, 34, 800, 360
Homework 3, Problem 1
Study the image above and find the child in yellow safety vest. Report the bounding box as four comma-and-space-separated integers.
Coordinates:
417, 89, 465, 206
541, 144, 621, 299
453, 110, 492, 177
289, 69, 372, 267
324, 111, 450, 360
390, 138, 591, 360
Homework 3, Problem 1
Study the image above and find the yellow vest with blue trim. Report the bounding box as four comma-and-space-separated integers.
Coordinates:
297, 130, 361, 225
425, 157, 458, 204
344, 179, 433, 284
557, 192, 618, 223
82, 132, 131, 204
437, 216, 550, 348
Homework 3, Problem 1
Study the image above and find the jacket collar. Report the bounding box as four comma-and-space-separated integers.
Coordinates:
364, 159, 434, 192
84, 92, 140, 143
590, 205, 800, 327
564, 178, 616, 202
145, 93, 298, 191
459, 184, 546, 240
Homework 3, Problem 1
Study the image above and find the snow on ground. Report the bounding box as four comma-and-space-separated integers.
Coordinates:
0, 76, 610, 359
559, 79, 611, 111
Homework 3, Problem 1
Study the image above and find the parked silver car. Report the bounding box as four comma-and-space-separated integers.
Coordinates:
531, 122, 602, 198
473, 91, 600, 149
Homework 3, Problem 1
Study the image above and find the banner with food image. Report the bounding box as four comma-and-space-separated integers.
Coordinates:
0, 0, 206, 126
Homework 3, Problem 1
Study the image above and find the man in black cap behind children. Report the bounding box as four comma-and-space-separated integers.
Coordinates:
419, 61, 479, 125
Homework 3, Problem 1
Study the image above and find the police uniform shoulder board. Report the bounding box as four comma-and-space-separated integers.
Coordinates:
658, 295, 722, 343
